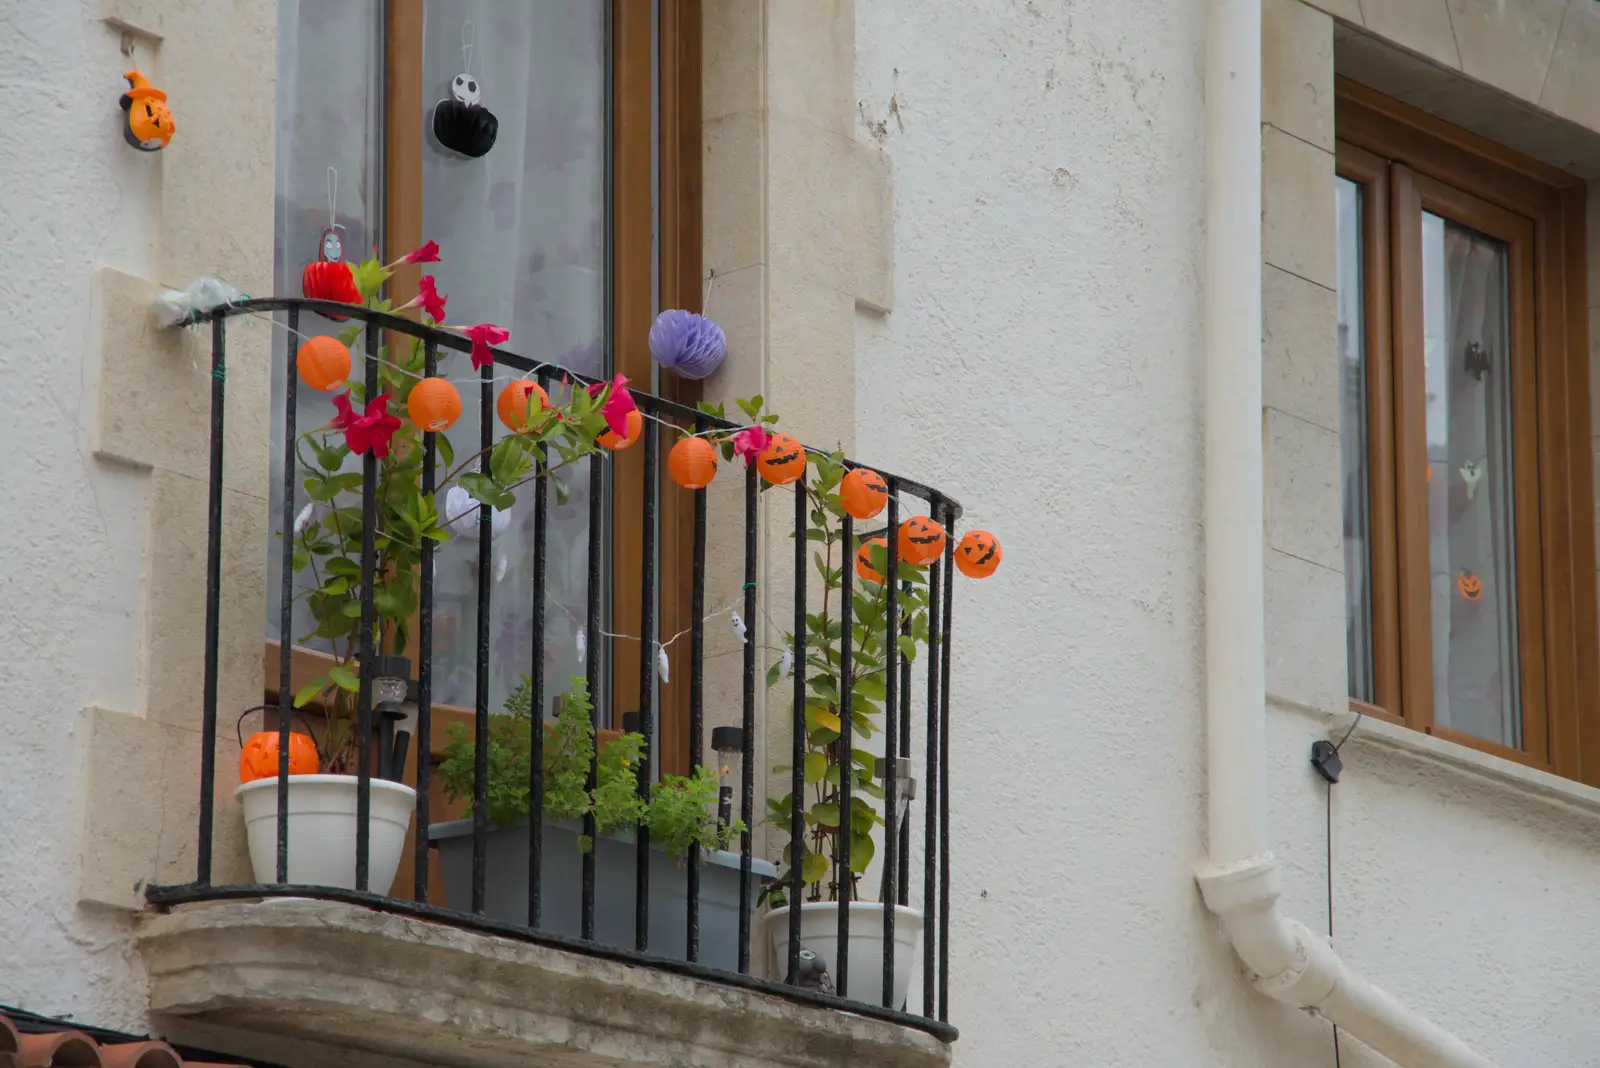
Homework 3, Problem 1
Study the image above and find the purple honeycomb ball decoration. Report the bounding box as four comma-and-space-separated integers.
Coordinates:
649, 309, 726, 380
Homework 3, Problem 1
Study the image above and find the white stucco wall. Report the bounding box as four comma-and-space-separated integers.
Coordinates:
855, 1, 1600, 1066
0, 1, 157, 1027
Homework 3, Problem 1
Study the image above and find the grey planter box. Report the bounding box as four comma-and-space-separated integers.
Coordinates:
429, 818, 776, 973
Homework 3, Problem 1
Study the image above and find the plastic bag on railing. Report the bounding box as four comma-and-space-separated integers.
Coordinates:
150, 275, 248, 328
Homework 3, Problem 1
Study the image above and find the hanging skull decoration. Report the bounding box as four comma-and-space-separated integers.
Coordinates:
433, 71, 498, 158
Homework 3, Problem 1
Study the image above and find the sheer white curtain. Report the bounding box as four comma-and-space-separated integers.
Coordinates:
268, 0, 609, 717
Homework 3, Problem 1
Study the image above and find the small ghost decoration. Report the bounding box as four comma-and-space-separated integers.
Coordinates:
494, 553, 508, 584
576, 628, 587, 662
1460, 460, 1483, 501
779, 646, 794, 679
656, 644, 670, 685
730, 611, 748, 645
433, 72, 499, 158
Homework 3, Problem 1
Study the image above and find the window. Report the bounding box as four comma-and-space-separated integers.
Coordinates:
1334, 80, 1599, 778
265, 2, 703, 794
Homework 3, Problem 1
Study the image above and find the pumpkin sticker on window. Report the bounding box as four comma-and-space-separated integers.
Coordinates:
757, 432, 806, 485
1457, 569, 1483, 601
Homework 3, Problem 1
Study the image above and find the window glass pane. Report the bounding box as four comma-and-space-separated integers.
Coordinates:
420, 0, 608, 714
1421, 213, 1520, 747
1336, 177, 1375, 702
267, 0, 385, 656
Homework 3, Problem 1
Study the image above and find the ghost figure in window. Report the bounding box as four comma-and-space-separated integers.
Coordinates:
433, 71, 498, 158
1460, 460, 1483, 501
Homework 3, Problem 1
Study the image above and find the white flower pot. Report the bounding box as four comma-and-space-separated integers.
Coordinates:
764, 902, 924, 1010
236, 774, 416, 893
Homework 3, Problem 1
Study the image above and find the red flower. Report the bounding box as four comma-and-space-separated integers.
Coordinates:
731, 425, 772, 467
417, 275, 448, 322
403, 240, 441, 264
461, 323, 510, 370
330, 391, 403, 459
586, 373, 637, 439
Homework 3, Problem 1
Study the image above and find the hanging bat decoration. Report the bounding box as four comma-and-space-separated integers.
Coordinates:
120, 69, 174, 151
433, 72, 498, 158
1460, 460, 1483, 501
1463, 341, 1491, 382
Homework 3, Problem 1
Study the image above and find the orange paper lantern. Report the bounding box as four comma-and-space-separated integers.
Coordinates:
497, 379, 549, 430
897, 516, 946, 567
855, 538, 888, 584
407, 377, 462, 431
598, 408, 645, 450
239, 730, 319, 784
840, 468, 888, 520
296, 336, 352, 392
757, 432, 806, 485
668, 436, 718, 489
955, 530, 1002, 578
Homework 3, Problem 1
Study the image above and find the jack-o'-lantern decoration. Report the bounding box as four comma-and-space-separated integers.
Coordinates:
239, 730, 318, 784
840, 468, 888, 520
897, 516, 946, 567
296, 336, 352, 392
598, 408, 644, 450
1457, 569, 1483, 601
757, 433, 806, 485
497, 379, 548, 430
407, 377, 461, 432
668, 436, 718, 489
955, 530, 1001, 578
855, 538, 888, 584
119, 70, 174, 151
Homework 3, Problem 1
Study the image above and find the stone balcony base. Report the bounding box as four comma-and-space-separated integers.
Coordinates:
138, 900, 951, 1068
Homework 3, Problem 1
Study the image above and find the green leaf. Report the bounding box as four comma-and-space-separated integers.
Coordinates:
328, 664, 360, 692
320, 578, 350, 597
808, 801, 840, 828
436, 433, 455, 468
848, 831, 875, 874
803, 751, 826, 785
897, 634, 919, 661
765, 659, 784, 689
801, 850, 829, 885
293, 676, 330, 708
349, 257, 390, 302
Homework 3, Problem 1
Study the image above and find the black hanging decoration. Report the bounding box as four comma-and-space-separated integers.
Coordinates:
1463, 341, 1491, 382
433, 73, 498, 158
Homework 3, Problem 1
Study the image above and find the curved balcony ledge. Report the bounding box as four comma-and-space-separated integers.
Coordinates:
138, 899, 952, 1068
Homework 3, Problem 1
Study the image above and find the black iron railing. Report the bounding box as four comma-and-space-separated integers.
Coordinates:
146, 298, 960, 1041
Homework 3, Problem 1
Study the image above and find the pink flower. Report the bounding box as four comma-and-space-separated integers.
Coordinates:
731, 425, 772, 467
403, 240, 441, 264
586, 373, 637, 439
461, 323, 510, 370
417, 275, 448, 322
330, 391, 403, 459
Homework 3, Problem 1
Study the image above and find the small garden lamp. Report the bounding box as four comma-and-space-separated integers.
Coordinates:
372, 655, 412, 781
711, 726, 745, 834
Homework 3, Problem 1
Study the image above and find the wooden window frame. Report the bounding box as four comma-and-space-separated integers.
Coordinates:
1336, 78, 1599, 782
267, 0, 704, 901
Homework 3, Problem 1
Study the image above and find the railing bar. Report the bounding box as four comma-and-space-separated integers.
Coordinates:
686, 416, 708, 962
414, 338, 437, 902
737, 464, 758, 974
937, 501, 956, 1022
527, 369, 550, 929
275, 307, 299, 885
635, 419, 658, 952
196, 316, 227, 886
836, 513, 855, 999
922, 502, 942, 1016
787, 468, 807, 986
882, 484, 900, 1007
468, 361, 494, 914
582, 449, 604, 941
897, 577, 912, 908
354, 324, 379, 893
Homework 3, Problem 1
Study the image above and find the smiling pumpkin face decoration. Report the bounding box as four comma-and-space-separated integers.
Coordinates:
855, 538, 888, 584
1457, 569, 1483, 601
897, 516, 946, 567
120, 70, 174, 151
955, 530, 1002, 578
757, 433, 806, 485
840, 468, 888, 520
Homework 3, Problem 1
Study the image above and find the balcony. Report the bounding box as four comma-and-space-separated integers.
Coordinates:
139, 299, 965, 1068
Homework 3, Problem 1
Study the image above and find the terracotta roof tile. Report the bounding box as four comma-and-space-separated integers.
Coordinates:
0, 1016, 245, 1068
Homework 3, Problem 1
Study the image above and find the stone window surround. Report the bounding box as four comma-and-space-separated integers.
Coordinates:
1264, 0, 1600, 797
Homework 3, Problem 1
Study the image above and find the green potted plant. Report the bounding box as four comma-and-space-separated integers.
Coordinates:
240, 241, 639, 895
759, 452, 939, 1009
430, 675, 770, 970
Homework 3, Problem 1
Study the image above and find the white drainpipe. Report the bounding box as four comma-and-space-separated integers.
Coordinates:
1192, 1, 1497, 1064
